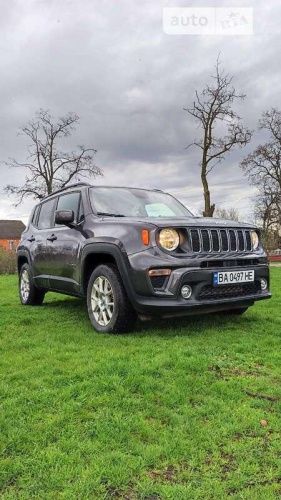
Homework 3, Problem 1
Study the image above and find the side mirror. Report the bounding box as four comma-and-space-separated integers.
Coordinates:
55, 210, 75, 225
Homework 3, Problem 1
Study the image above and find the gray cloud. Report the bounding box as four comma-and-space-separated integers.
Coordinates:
1, 0, 281, 223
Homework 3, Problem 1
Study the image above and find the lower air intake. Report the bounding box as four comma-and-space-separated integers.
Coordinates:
198, 282, 261, 301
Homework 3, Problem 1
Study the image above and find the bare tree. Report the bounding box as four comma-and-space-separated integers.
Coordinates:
254, 188, 281, 232
241, 108, 281, 232
4, 109, 102, 205
214, 206, 240, 222
184, 56, 252, 217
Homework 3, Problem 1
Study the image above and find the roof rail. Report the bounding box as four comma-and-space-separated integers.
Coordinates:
43, 182, 92, 199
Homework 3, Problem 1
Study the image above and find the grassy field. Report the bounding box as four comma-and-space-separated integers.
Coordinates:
1, 269, 281, 499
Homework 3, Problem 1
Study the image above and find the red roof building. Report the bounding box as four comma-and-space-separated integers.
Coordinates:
0, 220, 26, 250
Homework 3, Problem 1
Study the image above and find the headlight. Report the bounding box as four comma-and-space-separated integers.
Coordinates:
251, 230, 259, 250
159, 228, 180, 251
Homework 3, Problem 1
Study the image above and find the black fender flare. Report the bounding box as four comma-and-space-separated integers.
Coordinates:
17, 249, 32, 274
80, 242, 137, 304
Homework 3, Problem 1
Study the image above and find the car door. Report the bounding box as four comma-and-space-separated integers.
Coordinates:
31, 197, 57, 288
47, 191, 85, 294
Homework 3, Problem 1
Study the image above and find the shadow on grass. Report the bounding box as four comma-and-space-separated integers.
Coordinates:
134, 312, 258, 338
43, 296, 85, 309
41, 294, 258, 338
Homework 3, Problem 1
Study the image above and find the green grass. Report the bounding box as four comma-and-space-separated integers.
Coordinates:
1, 269, 281, 499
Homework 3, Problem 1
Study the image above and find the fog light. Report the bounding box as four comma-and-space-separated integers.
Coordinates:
260, 278, 268, 291
181, 285, 192, 299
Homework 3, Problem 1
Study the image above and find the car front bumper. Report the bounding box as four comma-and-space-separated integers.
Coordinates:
126, 252, 271, 317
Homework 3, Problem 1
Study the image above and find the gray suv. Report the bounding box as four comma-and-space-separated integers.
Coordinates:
17, 183, 271, 333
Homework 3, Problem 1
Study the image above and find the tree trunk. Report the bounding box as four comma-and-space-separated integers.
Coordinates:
201, 160, 215, 217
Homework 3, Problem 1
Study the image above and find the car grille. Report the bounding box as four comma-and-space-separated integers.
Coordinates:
200, 259, 260, 269
189, 228, 252, 253
198, 282, 261, 301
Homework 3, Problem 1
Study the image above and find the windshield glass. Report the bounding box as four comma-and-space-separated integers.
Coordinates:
89, 187, 193, 218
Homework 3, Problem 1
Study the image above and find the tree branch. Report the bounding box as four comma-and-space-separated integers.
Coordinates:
3, 109, 102, 204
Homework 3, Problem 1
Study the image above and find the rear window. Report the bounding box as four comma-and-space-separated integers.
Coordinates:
31, 205, 40, 227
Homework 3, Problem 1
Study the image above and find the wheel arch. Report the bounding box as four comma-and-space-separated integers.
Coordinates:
81, 244, 135, 301
17, 251, 31, 274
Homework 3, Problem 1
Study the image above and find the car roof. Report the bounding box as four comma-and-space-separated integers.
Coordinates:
41, 183, 166, 201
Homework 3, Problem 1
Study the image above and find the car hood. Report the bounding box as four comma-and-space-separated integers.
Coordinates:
131, 216, 256, 230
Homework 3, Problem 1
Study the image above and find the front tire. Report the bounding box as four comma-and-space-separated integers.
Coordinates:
87, 264, 137, 333
19, 263, 45, 306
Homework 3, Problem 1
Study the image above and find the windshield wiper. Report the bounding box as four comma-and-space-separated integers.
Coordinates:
96, 212, 125, 217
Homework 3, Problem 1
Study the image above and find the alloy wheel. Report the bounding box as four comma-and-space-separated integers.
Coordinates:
20, 270, 30, 302
90, 276, 114, 326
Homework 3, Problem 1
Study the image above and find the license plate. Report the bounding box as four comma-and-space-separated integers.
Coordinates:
213, 270, 255, 286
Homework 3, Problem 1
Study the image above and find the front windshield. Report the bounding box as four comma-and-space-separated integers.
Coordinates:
89, 187, 193, 218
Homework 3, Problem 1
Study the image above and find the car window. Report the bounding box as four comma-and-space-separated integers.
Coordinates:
145, 203, 177, 217
37, 198, 57, 229
77, 198, 85, 223
89, 187, 193, 217
31, 205, 40, 227
56, 192, 81, 223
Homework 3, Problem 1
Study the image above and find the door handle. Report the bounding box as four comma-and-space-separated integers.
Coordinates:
47, 234, 57, 242
27, 236, 35, 242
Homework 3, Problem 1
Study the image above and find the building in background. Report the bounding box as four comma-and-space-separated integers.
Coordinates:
0, 220, 26, 250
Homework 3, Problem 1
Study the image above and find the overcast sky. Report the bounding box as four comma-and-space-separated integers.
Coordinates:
0, 0, 281, 223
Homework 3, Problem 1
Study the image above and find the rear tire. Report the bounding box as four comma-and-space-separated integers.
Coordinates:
19, 263, 45, 306
87, 264, 137, 333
